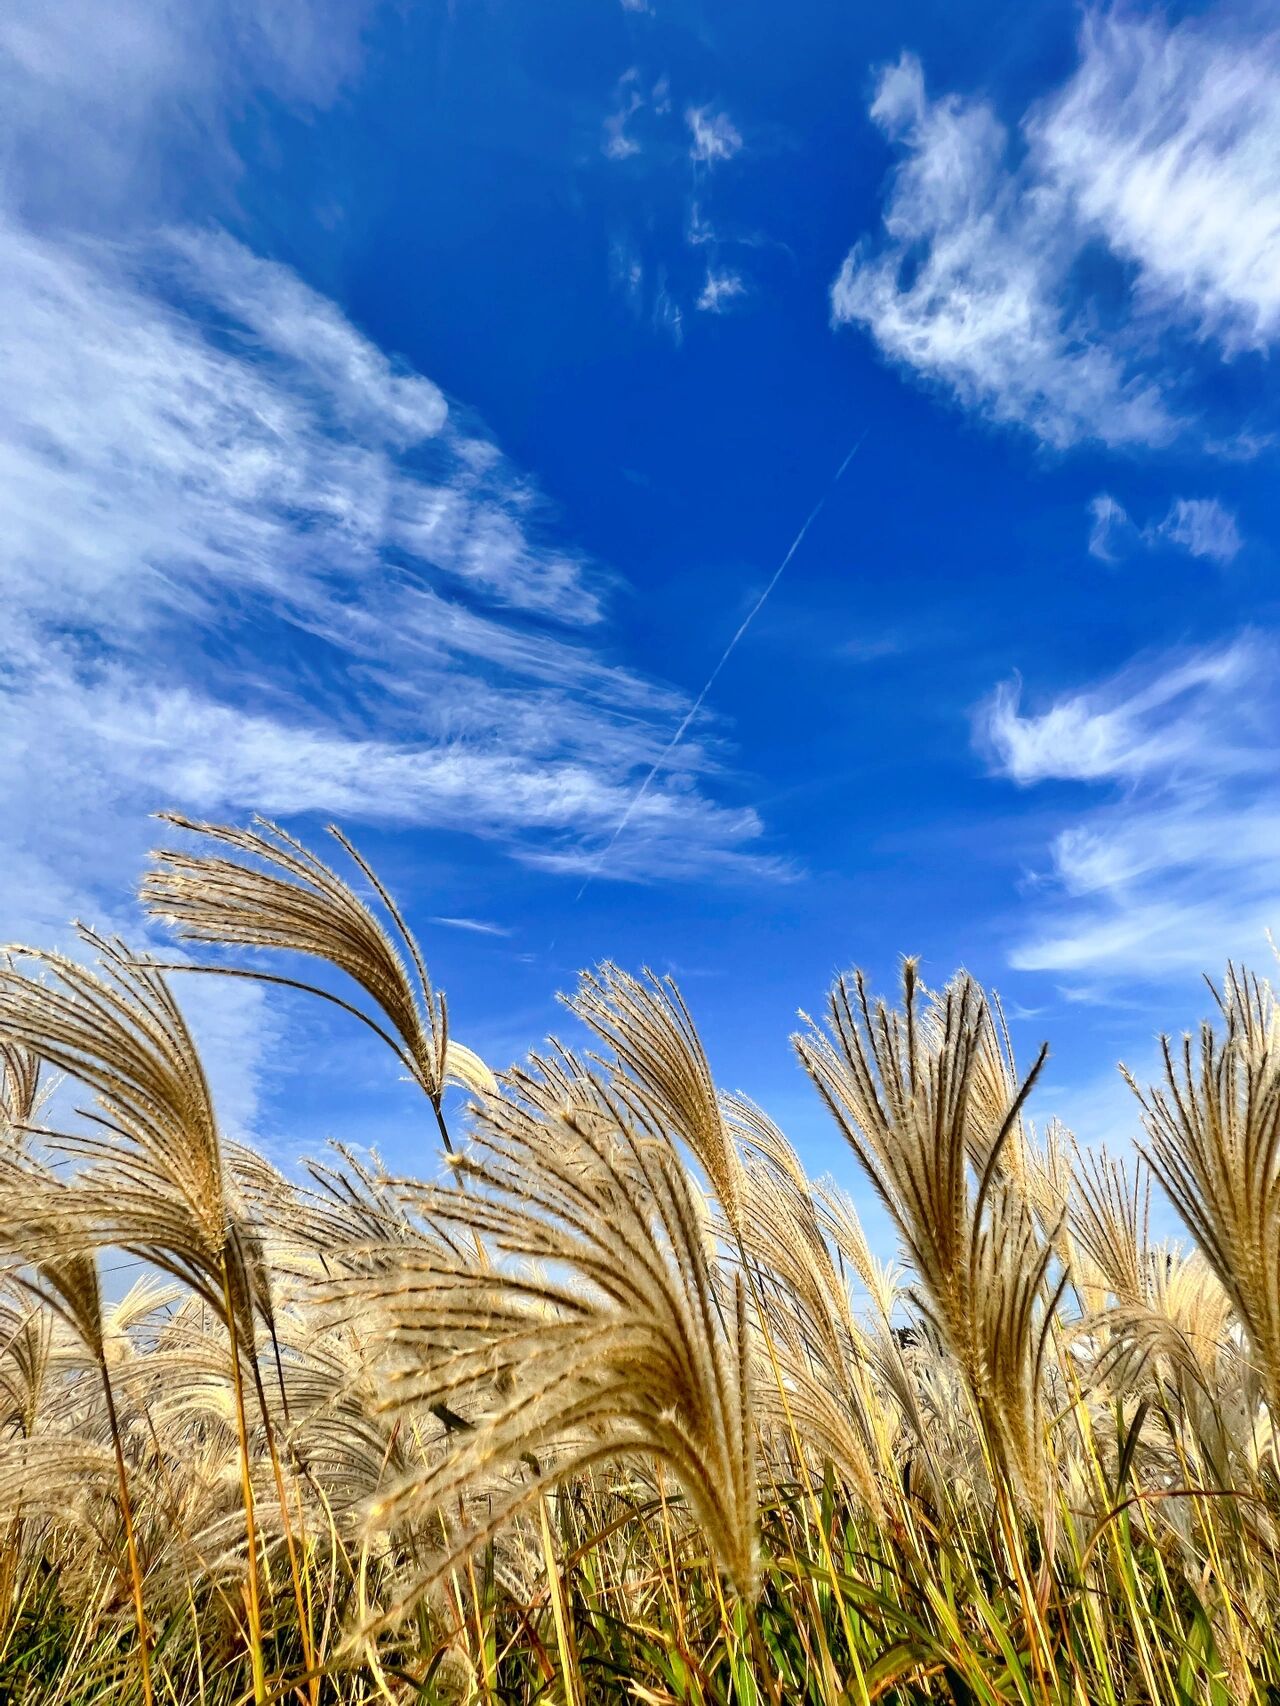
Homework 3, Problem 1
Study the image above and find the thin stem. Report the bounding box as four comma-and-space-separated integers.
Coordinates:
249, 1355, 319, 1706
223, 1261, 268, 1706
99, 1354, 153, 1706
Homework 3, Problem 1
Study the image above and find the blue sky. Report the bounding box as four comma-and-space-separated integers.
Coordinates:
3, 0, 1279, 1212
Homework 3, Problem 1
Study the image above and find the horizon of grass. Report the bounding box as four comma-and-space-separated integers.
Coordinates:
0, 813, 1278, 1703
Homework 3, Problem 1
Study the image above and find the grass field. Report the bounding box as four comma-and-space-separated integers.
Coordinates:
0, 812, 1277, 1703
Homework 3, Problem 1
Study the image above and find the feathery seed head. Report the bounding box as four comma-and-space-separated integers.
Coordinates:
568, 963, 745, 1235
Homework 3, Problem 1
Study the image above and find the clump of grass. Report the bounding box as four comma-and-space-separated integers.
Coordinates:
0, 814, 1277, 1702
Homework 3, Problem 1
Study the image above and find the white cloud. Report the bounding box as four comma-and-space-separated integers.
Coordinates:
2, 661, 768, 884
686, 105, 742, 165
685, 203, 720, 249
697, 268, 746, 312
603, 71, 644, 159
0, 0, 373, 221
834, 12, 1280, 446
180, 977, 281, 1143
610, 240, 645, 314
0, 216, 780, 1011
170, 229, 447, 444
831, 52, 1172, 449
977, 637, 1280, 976
1087, 493, 1131, 561
1087, 491, 1243, 565
0, 0, 784, 1132
652, 276, 684, 344
979, 642, 1254, 786
602, 71, 673, 162
0, 217, 603, 632
1153, 497, 1242, 564
606, 85, 757, 331
1033, 10, 1280, 354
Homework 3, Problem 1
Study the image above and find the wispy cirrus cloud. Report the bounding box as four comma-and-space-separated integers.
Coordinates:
697, 268, 746, 313
602, 68, 756, 332
431, 917, 513, 936
979, 643, 1252, 786
1156, 498, 1243, 565
1086, 494, 1131, 563
602, 69, 647, 159
686, 104, 742, 165
976, 636, 1280, 976
830, 51, 1172, 449
1034, 10, 1280, 355
833, 10, 1280, 448
0, 0, 377, 222
0, 216, 777, 915
0, 218, 613, 639
1088, 492, 1243, 565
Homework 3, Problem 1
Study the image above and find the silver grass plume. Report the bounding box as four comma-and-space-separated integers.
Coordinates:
569, 963, 746, 1235
142, 814, 493, 1151
0, 927, 288, 1701
1125, 964, 1280, 1419
341, 1058, 759, 1627
794, 960, 1064, 1509
0, 1039, 40, 1136
0, 931, 264, 1337
731, 1150, 884, 1511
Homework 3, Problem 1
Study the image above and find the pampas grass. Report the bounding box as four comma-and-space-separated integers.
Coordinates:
0, 817, 1279, 1701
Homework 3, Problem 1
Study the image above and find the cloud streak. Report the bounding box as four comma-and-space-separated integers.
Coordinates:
0, 0, 780, 1139
0, 0, 376, 222
0, 216, 782, 990
697, 268, 746, 312
977, 636, 1280, 976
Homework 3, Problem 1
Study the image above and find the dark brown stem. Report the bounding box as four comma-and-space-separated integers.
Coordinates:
432, 1097, 455, 1155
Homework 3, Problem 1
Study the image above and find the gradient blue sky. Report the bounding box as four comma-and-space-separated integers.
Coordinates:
3, 1, 1278, 1216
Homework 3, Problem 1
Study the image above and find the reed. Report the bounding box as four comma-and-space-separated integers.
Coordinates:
0, 816, 1276, 1702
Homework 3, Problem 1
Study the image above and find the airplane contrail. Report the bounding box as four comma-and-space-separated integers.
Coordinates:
574, 431, 868, 900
